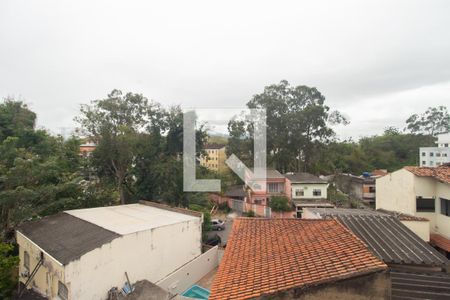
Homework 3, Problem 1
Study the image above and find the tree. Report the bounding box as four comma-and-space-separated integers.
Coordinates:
228, 80, 348, 173
405, 106, 450, 136
0, 242, 18, 300
269, 196, 292, 212
76, 90, 157, 204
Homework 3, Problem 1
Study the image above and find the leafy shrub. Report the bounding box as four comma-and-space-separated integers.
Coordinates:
269, 196, 292, 212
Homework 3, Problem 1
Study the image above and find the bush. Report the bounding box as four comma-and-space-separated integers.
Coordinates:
218, 202, 231, 213
0, 242, 19, 300
244, 210, 255, 217
269, 196, 292, 212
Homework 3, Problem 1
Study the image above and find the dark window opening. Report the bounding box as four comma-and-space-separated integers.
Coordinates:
369, 186, 376, 193
441, 198, 450, 217
313, 189, 322, 196
416, 197, 435, 212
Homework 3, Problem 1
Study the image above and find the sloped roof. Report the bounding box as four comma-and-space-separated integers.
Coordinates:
66, 203, 199, 235
224, 185, 246, 198
17, 213, 120, 265
405, 164, 450, 184
334, 215, 449, 266
285, 172, 327, 183
391, 270, 450, 300
376, 209, 429, 221
209, 218, 386, 300
430, 234, 450, 252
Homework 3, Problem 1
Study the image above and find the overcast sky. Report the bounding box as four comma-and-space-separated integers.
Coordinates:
1, 0, 449, 139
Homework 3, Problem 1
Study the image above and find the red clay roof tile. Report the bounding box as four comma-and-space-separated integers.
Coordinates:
405, 164, 450, 184
209, 218, 387, 300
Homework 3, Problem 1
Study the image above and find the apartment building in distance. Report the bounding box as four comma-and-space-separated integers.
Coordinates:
420, 132, 450, 167
199, 144, 227, 173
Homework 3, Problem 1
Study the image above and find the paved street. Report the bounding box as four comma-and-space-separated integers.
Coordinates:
213, 213, 236, 246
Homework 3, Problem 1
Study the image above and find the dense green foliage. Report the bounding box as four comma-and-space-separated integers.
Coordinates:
0, 242, 19, 299
228, 81, 445, 175
269, 196, 292, 212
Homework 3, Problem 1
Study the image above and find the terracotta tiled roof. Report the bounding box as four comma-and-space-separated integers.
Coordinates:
430, 234, 450, 252
404, 164, 450, 184
209, 218, 387, 300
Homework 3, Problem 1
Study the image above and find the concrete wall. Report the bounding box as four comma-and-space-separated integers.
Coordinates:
17, 232, 65, 299
290, 183, 328, 200
156, 246, 219, 295
376, 169, 416, 214
258, 272, 389, 300
401, 220, 430, 241
65, 219, 202, 300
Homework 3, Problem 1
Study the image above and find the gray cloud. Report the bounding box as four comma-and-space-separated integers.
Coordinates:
1, 0, 449, 138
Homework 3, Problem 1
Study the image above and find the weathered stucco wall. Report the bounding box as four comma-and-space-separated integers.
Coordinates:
435, 182, 450, 237
401, 220, 430, 241
16, 231, 65, 299
376, 169, 415, 214
156, 245, 218, 294
259, 272, 389, 300
64, 218, 202, 300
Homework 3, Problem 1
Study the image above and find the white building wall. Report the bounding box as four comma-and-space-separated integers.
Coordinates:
64, 219, 202, 300
291, 183, 328, 200
156, 246, 219, 294
435, 182, 450, 237
400, 220, 430, 242
376, 169, 416, 214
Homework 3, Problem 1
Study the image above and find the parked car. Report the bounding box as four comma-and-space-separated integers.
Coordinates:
204, 233, 222, 246
211, 219, 225, 231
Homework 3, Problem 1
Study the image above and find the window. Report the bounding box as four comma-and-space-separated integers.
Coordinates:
369, 186, 376, 193
267, 183, 283, 193
422, 161, 426, 166
58, 281, 68, 300
436, 152, 441, 157
445, 143, 449, 147
441, 198, 450, 217
422, 152, 426, 156
430, 152, 434, 157
24, 251, 30, 271
295, 189, 304, 197
416, 197, 435, 212
444, 153, 448, 157
430, 161, 434, 166
313, 189, 322, 196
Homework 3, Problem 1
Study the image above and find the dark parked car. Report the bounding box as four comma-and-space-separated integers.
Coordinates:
204, 233, 221, 246
211, 219, 225, 231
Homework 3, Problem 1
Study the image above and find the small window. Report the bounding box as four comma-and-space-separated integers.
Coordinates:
313, 189, 322, 196
416, 197, 435, 212
58, 281, 68, 300
444, 153, 448, 157
24, 251, 30, 271
430, 152, 434, 157
369, 186, 376, 193
436, 152, 441, 157
295, 189, 304, 197
422, 152, 426, 156
445, 143, 449, 147
430, 161, 434, 166
422, 161, 426, 166
441, 198, 450, 216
